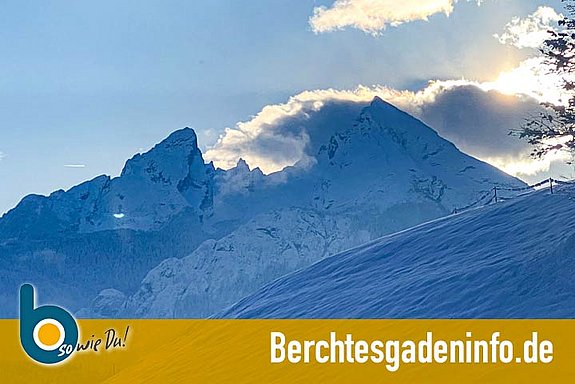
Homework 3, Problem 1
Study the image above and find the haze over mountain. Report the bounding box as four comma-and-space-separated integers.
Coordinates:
0, 97, 524, 318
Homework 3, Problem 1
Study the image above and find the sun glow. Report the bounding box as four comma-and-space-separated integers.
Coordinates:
479, 57, 566, 105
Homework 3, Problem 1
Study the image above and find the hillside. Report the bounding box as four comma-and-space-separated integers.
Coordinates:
222, 184, 575, 319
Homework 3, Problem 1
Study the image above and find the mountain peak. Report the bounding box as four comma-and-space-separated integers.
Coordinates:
158, 127, 198, 149
236, 158, 250, 171
317, 96, 443, 166
121, 128, 201, 178
368, 96, 403, 114
106, 127, 213, 231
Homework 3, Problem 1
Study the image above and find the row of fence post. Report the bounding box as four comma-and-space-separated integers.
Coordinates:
455, 178, 559, 215
492, 178, 554, 204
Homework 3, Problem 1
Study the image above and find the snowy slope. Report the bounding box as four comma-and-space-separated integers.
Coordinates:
101, 97, 526, 318
221, 185, 575, 319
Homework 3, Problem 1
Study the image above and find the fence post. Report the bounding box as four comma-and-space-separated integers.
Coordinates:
494, 186, 498, 204
550, 178, 554, 194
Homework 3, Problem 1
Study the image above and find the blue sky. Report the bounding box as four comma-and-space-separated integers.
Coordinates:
0, 0, 568, 213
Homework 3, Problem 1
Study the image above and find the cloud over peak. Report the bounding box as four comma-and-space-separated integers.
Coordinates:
204, 88, 381, 174
204, 78, 552, 179
309, 0, 471, 35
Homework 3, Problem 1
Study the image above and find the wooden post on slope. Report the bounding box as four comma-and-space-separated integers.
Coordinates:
550, 178, 554, 194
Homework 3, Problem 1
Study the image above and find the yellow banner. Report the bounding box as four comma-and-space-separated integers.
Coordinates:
1, 320, 574, 383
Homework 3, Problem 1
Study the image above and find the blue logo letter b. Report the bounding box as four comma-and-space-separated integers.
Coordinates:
19, 284, 79, 365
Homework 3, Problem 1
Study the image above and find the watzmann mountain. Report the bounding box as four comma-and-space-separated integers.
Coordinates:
0, 97, 525, 318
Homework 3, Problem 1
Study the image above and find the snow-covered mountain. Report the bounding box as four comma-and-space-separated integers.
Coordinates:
0, 97, 525, 318
221, 184, 575, 319
117, 208, 371, 318
85, 97, 525, 318
0, 128, 214, 238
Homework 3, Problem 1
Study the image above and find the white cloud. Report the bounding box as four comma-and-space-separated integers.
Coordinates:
309, 0, 484, 35
495, 6, 562, 49
0, 152, 5, 161
64, 164, 87, 168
